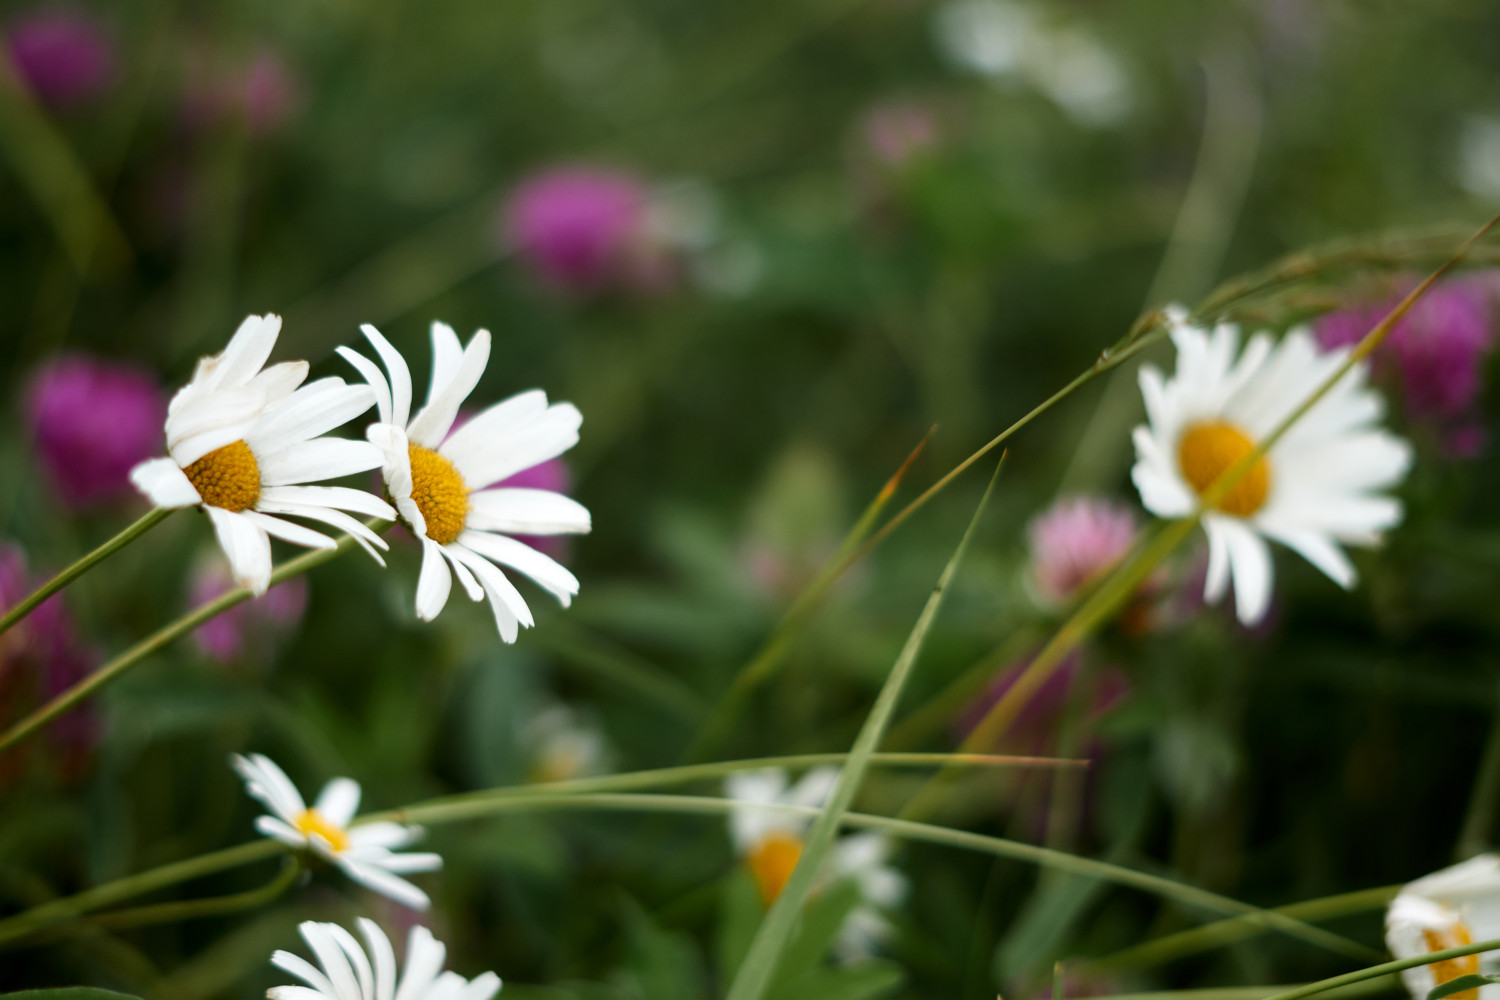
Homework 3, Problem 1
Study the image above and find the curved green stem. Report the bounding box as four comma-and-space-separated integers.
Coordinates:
0, 532, 361, 756
1257, 937, 1500, 1000
0, 839, 282, 947
0, 507, 173, 638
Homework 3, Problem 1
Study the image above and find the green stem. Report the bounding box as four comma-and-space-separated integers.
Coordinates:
1092, 885, 1401, 970
0, 840, 282, 947
1080, 980, 1400, 1000
0, 508, 173, 637
1256, 937, 1500, 1000
0, 533, 359, 756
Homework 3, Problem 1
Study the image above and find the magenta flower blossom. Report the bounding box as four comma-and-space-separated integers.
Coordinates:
1315, 276, 1496, 454
1028, 496, 1138, 605
5, 10, 113, 109
25, 354, 168, 509
189, 556, 308, 664
180, 45, 299, 136
503, 167, 650, 293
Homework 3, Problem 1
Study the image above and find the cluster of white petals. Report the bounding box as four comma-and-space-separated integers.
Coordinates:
269, 918, 501, 1000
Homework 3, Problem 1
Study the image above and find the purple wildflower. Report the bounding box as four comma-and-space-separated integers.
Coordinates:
189, 556, 307, 664
24, 354, 168, 510
1028, 496, 1138, 605
503, 167, 651, 294
858, 101, 941, 172
5, 10, 113, 109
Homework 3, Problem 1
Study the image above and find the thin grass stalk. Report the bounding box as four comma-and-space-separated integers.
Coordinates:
1255, 937, 1500, 1000
723, 459, 998, 1000
1079, 980, 1400, 1000
1456, 679, 1500, 861
916, 214, 1500, 820
0, 508, 174, 637
683, 428, 934, 760
0, 532, 365, 755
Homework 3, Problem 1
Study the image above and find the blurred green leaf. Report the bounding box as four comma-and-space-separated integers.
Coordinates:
1429, 976, 1499, 1000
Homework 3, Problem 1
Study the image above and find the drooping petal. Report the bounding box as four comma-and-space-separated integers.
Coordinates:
207, 507, 273, 595
130, 457, 202, 509
456, 530, 579, 606
415, 537, 454, 621
241, 510, 339, 551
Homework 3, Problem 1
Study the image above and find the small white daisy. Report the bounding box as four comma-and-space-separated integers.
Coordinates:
1386, 854, 1500, 1000
340, 321, 591, 641
1130, 307, 1413, 625
269, 918, 501, 1000
130, 314, 396, 595
725, 767, 907, 959
231, 753, 441, 911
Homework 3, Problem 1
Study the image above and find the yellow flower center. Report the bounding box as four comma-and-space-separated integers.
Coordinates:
407, 444, 470, 545
747, 831, 803, 906
183, 440, 261, 512
293, 808, 351, 853
1424, 924, 1480, 1000
1177, 420, 1271, 518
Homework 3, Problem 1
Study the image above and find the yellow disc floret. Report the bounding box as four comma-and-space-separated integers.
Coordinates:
1177, 420, 1271, 518
747, 831, 803, 906
1423, 924, 1479, 1000
408, 444, 470, 545
293, 808, 351, 853
184, 440, 262, 512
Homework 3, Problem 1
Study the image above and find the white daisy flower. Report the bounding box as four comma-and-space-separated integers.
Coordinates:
231, 753, 441, 911
725, 767, 907, 959
1130, 307, 1413, 625
525, 702, 610, 783
129, 314, 397, 595
339, 321, 590, 641
1386, 854, 1500, 1000
269, 918, 501, 1000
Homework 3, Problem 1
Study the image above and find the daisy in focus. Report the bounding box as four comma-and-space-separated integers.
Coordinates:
232, 753, 441, 910
340, 321, 590, 641
1130, 307, 1412, 625
269, 918, 501, 1000
130, 314, 396, 594
726, 767, 907, 960
1386, 854, 1500, 1000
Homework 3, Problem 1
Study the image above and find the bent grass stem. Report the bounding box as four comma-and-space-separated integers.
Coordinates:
0, 507, 173, 638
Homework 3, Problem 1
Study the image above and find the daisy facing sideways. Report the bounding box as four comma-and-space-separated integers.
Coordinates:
726, 767, 908, 960
269, 918, 501, 1000
1386, 854, 1500, 1000
232, 753, 441, 910
340, 321, 591, 641
1131, 307, 1412, 625
130, 314, 396, 594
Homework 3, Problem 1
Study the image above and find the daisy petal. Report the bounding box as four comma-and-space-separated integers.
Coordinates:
241, 511, 338, 552
457, 530, 579, 606
357, 918, 397, 1000
249, 379, 378, 453
206, 507, 273, 595
258, 439, 386, 487
407, 328, 490, 449
1221, 518, 1274, 625
340, 859, 433, 912
260, 485, 396, 520
466, 488, 591, 535
339, 346, 393, 426
415, 537, 454, 621
130, 458, 202, 509
395, 927, 447, 1000
361, 325, 413, 430
444, 402, 582, 492
314, 777, 362, 828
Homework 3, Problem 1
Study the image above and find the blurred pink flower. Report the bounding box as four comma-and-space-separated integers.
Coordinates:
25, 354, 167, 510
5, 10, 113, 109
957, 652, 1129, 756
1028, 496, 1138, 605
0, 544, 99, 779
189, 557, 307, 663
1315, 276, 1496, 455
858, 101, 941, 172
503, 167, 651, 294
181, 44, 299, 136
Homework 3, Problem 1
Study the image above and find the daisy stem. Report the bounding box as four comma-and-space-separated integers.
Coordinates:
1254, 936, 1500, 1000
0, 532, 361, 756
0, 839, 282, 947
0, 507, 174, 638
1072, 980, 1400, 1000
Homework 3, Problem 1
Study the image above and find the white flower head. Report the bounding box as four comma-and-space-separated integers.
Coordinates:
130, 314, 397, 595
231, 753, 441, 911
1130, 308, 1412, 625
269, 918, 501, 1000
340, 322, 591, 642
1387, 854, 1500, 1000
725, 767, 905, 958
526, 702, 610, 783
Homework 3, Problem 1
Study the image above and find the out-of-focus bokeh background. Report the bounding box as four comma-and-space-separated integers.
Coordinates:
4, 1, 1500, 997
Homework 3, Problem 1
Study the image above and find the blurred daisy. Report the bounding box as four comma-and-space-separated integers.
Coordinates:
1130, 308, 1412, 625
526, 702, 610, 783
269, 918, 501, 1000
341, 322, 590, 641
725, 767, 907, 959
232, 753, 441, 910
1386, 854, 1500, 1000
130, 314, 395, 594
